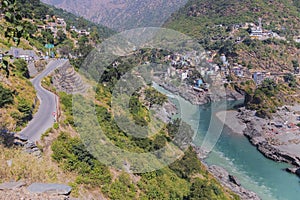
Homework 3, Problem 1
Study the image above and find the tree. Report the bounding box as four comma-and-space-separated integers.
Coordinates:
2, 0, 28, 45
292, 60, 299, 70
188, 178, 213, 200
0, 84, 14, 108
41, 30, 54, 44
13, 59, 29, 78
284, 73, 297, 87
56, 29, 67, 44
17, 98, 32, 123
144, 87, 167, 108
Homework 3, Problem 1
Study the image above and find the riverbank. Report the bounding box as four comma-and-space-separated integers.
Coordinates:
154, 78, 244, 105
216, 110, 246, 135
238, 107, 300, 167
216, 107, 300, 168
192, 144, 261, 200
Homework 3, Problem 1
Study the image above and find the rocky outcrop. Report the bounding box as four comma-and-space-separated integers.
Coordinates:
0, 182, 72, 200
0, 181, 25, 190
286, 167, 300, 177
28, 62, 39, 77
27, 183, 72, 195
238, 108, 300, 167
208, 165, 261, 200
4, 132, 43, 158
152, 100, 177, 123
52, 61, 86, 94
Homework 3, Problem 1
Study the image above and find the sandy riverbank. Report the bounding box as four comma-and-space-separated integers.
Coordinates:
216, 110, 246, 135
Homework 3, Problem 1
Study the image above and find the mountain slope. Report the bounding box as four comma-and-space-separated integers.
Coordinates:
164, 0, 300, 71
165, 0, 300, 37
41, 0, 189, 31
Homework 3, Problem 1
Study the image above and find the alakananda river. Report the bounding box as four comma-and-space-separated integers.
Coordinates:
154, 83, 300, 200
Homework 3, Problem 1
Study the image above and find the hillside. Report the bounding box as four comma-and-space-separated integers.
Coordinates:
165, 0, 300, 36
165, 0, 300, 71
0, 0, 112, 132
0, 1, 244, 199
164, 0, 300, 118
41, 0, 189, 31
17, 0, 114, 38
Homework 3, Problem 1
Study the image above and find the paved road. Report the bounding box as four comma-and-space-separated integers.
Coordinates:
19, 59, 68, 142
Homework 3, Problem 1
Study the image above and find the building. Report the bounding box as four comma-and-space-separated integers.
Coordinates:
70, 26, 90, 36
181, 71, 188, 81
195, 79, 204, 88
56, 18, 66, 28
253, 72, 266, 85
250, 18, 263, 38
232, 66, 244, 77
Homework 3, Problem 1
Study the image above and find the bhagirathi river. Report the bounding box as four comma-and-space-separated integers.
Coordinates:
154, 83, 300, 200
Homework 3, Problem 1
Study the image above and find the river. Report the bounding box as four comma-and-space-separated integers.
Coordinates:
154, 83, 300, 200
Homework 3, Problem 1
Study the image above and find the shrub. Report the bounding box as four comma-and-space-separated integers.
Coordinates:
0, 84, 14, 107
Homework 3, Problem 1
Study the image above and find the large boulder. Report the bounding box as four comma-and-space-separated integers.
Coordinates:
27, 183, 72, 195
0, 181, 25, 190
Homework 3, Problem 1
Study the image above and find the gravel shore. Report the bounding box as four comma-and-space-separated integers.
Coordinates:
216, 110, 246, 135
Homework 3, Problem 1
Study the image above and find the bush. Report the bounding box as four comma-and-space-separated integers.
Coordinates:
51, 132, 112, 188
17, 98, 33, 125
13, 59, 30, 78
0, 84, 14, 107
53, 123, 59, 129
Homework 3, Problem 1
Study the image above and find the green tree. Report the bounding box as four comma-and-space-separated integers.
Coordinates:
1, 0, 28, 45
0, 84, 14, 107
13, 59, 29, 78
17, 98, 32, 123
56, 29, 66, 44
144, 87, 167, 108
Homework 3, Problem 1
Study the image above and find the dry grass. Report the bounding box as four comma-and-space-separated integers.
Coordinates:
0, 145, 71, 184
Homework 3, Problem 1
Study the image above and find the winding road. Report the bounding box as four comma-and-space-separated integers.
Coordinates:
19, 59, 68, 142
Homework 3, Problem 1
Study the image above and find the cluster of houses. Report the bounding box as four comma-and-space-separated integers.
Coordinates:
37, 15, 90, 37
37, 15, 67, 37
70, 26, 90, 36
164, 51, 225, 92
162, 49, 295, 92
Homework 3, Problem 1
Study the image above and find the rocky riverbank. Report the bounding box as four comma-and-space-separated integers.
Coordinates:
216, 110, 246, 135
192, 144, 261, 200
154, 79, 244, 105
215, 106, 300, 168
208, 165, 261, 200
236, 107, 300, 167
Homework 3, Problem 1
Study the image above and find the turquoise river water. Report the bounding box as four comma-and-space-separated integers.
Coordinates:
154, 83, 300, 200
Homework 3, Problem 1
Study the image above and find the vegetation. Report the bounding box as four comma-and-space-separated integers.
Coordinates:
0, 83, 14, 108
165, 0, 300, 72
238, 78, 300, 118
51, 46, 240, 198
13, 59, 29, 78
0, 144, 67, 183
144, 87, 168, 108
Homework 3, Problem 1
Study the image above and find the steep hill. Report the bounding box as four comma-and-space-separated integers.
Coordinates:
41, 0, 189, 31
